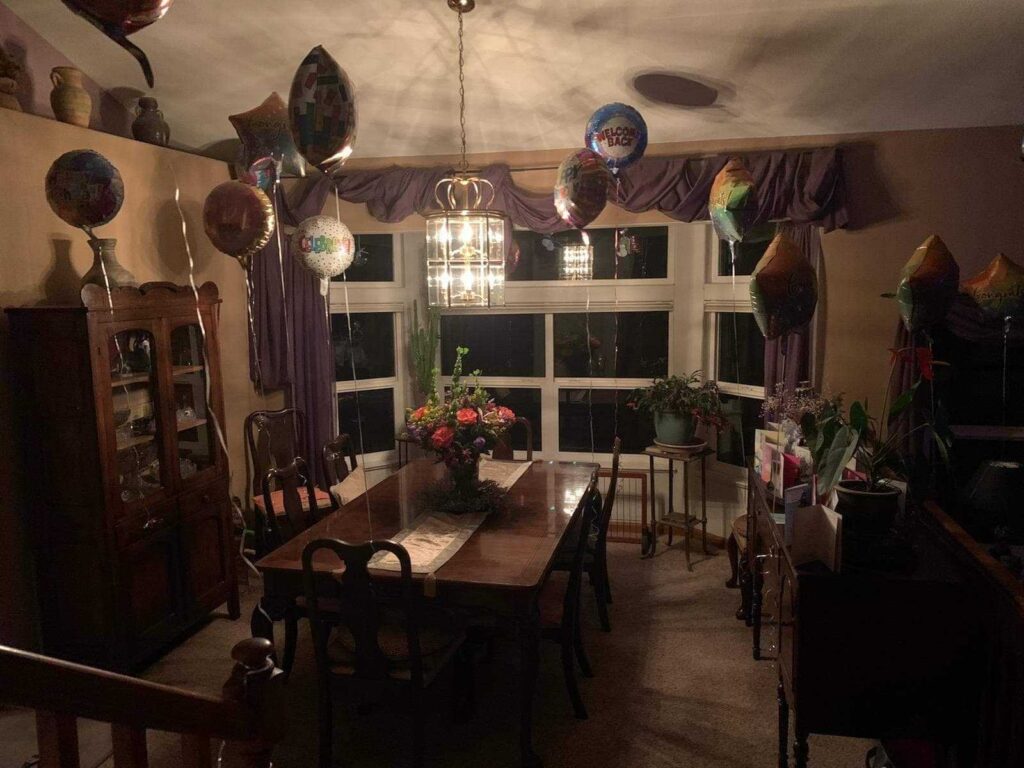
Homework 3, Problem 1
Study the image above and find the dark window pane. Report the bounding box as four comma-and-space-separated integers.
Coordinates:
487, 387, 542, 451
716, 312, 765, 387
338, 388, 395, 454
332, 234, 394, 282
509, 227, 668, 281
716, 394, 763, 467
554, 312, 668, 378
559, 388, 654, 453
717, 226, 774, 277
332, 312, 395, 381
440, 314, 545, 377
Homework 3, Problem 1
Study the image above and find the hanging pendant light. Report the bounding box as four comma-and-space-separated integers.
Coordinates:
425, 0, 507, 308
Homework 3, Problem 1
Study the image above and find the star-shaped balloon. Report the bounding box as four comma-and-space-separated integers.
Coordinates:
709, 157, 758, 245
749, 232, 818, 340
962, 253, 1024, 321
229, 93, 306, 180
896, 235, 960, 332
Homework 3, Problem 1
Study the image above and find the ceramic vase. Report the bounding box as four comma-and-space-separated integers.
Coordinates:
131, 96, 170, 146
82, 238, 138, 290
50, 66, 91, 127
0, 77, 21, 111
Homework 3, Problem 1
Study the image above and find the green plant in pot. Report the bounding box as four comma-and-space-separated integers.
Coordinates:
628, 371, 727, 446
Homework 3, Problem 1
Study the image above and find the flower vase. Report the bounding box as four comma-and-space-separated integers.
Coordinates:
448, 456, 480, 496
82, 238, 139, 290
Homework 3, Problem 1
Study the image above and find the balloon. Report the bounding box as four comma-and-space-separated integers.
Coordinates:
709, 157, 758, 245
60, 1, 173, 87
554, 149, 612, 229
584, 102, 648, 172
896, 235, 960, 331
45, 149, 124, 231
202, 181, 275, 270
961, 253, 1024, 320
229, 93, 306, 179
749, 232, 818, 340
237, 156, 277, 191
291, 215, 355, 293
288, 45, 357, 172
506, 239, 521, 274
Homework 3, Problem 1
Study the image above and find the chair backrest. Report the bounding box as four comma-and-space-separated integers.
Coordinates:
491, 417, 534, 461
564, 485, 601, 623
322, 433, 359, 487
594, 437, 622, 552
259, 457, 321, 552
245, 408, 307, 498
301, 538, 424, 687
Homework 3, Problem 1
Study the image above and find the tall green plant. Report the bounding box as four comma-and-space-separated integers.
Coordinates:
409, 301, 439, 402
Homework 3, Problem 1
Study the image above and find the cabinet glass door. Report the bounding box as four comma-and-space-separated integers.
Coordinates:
110, 328, 166, 504
170, 323, 218, 484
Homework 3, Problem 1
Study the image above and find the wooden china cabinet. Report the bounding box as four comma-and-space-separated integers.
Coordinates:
6, 282, 239, 672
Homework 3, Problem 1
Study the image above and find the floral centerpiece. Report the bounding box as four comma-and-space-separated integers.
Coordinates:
405, 346, 516, 503
627, 371, 727, 446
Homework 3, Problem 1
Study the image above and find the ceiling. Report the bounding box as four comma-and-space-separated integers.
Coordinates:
5, 0, 1024, 159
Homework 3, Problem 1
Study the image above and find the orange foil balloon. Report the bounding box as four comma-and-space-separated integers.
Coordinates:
962, 253, 1024, 320
896, 235, 960, 331
749, 232, 818, 340
202, 181, 275, 270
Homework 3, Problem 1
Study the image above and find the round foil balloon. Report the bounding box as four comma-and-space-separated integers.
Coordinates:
962, 253, 1024, 320
229, 93, 306, 179
554, 149, 612, 229
45, 149, 124, 231
61, 1, 173, 86
237, 155, 277, 192
202, 181, 275, 270
749, 232, 818, 340
288, 45, 357, 172
896, 235, 960, 331
292, 215, 355, 294
585, 103, 648, 173
709, 157, 758, 245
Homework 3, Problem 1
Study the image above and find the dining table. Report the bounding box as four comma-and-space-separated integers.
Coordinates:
251, 458, 599, 768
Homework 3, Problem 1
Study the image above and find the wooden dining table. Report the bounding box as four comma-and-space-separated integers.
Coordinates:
252, 458, 599, 768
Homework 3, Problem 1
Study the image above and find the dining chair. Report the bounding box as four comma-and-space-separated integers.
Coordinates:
491, 416, 534, 461
322, 433, 359, 487
553, 437, 621, 632
245, 407, 307, 500
302, 538, 469, 768
538, 487, 600, 719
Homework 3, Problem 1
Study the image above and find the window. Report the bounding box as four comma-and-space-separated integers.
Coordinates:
554, 312, 668, 378
510, 227, 669, 281
440, 314, 545, 377
558, 388, 653, 453
715, 312, 765, 388
715, 234, 771, 278
337, 388, 395, 454
488, 387, 542, 451
331, 312, 395, 381
333, 234, 394, 282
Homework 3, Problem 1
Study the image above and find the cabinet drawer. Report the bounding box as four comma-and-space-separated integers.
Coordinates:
115, 500, 178, 550
178, 477, 229, 517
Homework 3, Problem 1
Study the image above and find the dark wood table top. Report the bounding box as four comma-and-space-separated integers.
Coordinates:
256, 459, 598, 592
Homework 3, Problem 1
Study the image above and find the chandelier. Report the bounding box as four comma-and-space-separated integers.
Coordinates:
560, 243, 594, 281
425, 0, 507, 308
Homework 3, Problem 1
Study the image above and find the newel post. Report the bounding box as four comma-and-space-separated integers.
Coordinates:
219, 638, 285, 768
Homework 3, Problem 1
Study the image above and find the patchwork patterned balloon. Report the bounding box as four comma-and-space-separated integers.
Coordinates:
749, 232, 818, 340
708, 157, 758, 245
896, 235, 960, 331
45, 149, 124, 231
229, 93, 306, 179
288, 46, 357, 172
292, 215, 355, 292
585, 103, 648, 173
202, 181, 275, 270
554, 149, 612, 229
961, 253, 1024, 320
60, 1, 173, 86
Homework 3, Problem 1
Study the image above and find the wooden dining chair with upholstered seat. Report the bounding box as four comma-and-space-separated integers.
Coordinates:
538, 486, 600, 719
302, 538, 470, 768
491, 416, 534, 461
322, 433, 364, 510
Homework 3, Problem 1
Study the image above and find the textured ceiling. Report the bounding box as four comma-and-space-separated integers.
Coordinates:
5, 0, 1024, 159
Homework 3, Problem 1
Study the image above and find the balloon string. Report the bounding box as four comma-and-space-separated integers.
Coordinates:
729, 240, 748, 470
169, 161, 258, 576
1002, 316, 1011, 458
612, 227, 620, 444
342, 273, 374, 545
271, 177, 297, 449
583, 229, 595, 465
244, 267, 265, 398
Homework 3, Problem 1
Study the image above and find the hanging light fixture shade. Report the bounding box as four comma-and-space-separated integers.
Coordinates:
560, 243, 594, 281
426, 0, 507, 308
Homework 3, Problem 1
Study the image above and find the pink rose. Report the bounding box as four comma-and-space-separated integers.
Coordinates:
496, 406, 515, 421
410, 406, 428, 421
456, 408, 479, 426
431, 426, 455, 449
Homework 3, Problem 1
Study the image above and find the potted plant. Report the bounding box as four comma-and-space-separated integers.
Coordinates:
628, 371, 727, 446
408, 300, 439, 403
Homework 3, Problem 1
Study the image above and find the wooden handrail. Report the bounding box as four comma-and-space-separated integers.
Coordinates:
0, 638, 284, 768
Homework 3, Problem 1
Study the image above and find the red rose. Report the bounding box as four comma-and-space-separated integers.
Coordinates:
431, 426, 455, 449
496, 406, 515, 421
456, 408, 479, 426
410, 406, 428, 421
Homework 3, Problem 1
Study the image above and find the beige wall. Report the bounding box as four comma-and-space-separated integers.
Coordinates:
0, 107, 279, 648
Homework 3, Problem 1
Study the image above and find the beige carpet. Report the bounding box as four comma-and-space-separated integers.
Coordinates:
2, 543, 871, 767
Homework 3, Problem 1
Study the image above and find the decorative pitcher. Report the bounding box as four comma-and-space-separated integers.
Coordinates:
131, 96, 170, 146
81, 238, 138, 290
50, 66, 91, 127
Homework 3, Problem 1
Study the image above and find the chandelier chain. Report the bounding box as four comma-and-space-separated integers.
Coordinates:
457, 9, 467, 172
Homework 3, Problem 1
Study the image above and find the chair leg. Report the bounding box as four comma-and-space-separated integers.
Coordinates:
599, 553, 612, 604
282, 614, 298, 678
573, 612, 594, 678
595, 580, 611, 633
561, 634, 588, 719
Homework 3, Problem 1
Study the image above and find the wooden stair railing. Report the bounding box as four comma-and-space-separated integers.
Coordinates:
0, 638, 285, 768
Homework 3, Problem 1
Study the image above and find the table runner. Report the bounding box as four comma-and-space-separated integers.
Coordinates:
368, 458, 533, 578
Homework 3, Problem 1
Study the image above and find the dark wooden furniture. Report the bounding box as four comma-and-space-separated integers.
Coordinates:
302, 537, 468, 768
5, 282, 238, 671
321, 433, 358, 488
492, 416, 535, 461
725, 514, 752, 620
0, 637, 284, 768
245, 407, 307, 504
643, 445, 713, 567
746, 469, 985, 768
253, 459, 598, 768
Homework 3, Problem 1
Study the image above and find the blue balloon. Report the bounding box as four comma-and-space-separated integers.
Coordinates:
585, 103, 648, 172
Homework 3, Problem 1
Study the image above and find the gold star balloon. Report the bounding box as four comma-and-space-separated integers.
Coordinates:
896, 235, 960, 332
962, 253, 1024, 320
749, 232, 818, 340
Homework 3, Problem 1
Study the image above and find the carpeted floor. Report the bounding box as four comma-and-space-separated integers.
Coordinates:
2, 543, 872, 768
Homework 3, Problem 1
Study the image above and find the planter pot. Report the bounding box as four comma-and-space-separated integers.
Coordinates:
82, 238, 138, 290
834, 480, 901, 538
50, 66, 91, 127
654, 411, 696, 446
